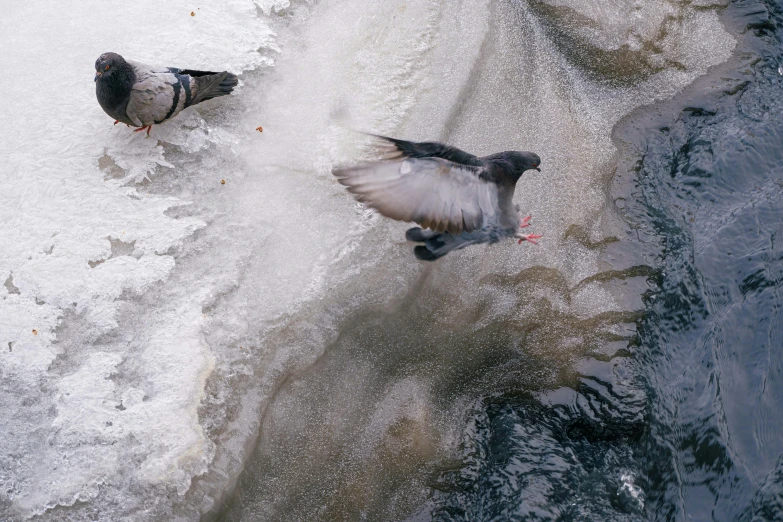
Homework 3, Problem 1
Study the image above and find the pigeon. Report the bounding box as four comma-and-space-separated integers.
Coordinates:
333, 136, 543, 261
94, 52, 238, 136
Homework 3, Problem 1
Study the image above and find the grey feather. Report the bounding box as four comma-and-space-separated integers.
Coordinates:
333, 136, 543, 261
95, 52, 238, 130
125, 61, 183, 126
335, 158, 495, 235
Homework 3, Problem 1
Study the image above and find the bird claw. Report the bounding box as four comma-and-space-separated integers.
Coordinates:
517, 233, 542, 245
133, 125, 152, 137
515, 215, 540, 244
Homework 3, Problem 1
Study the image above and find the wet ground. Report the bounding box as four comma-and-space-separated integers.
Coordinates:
220, 1, 783, 520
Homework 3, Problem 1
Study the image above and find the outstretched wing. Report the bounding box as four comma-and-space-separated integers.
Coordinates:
334, 157, 499, 235
373, 135, 483, 167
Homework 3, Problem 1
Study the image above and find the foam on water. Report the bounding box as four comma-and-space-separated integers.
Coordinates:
0, 0, 737, 520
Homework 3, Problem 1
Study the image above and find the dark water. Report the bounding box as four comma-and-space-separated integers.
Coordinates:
415, 1, 783, 520
610, 1, 783, 519
218, 1, 783, 520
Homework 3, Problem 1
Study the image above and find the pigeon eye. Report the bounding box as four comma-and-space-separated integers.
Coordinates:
105, 65, 110, 71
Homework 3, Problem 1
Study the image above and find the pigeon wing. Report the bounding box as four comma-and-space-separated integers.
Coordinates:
168, 68, 237, 105
334, 157, 498, 235
373, 135, 483, 166
125, 61, 183, 126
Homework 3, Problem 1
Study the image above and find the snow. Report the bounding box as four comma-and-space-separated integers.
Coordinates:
0, 0, 274, 518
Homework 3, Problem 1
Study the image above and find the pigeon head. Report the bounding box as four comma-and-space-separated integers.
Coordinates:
486, 151, 542, 181
509, 151, 541, 173
94, 52, 131, 82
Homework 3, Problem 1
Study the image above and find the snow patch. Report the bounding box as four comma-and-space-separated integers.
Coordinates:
0, 0, 277, 518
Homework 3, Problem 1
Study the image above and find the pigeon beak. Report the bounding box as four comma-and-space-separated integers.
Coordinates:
94, 72, 101, 81
535, 167, 541, 172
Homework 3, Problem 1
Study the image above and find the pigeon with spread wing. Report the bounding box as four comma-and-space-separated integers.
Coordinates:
95, 52, 238, 136
334, 136, 542, 261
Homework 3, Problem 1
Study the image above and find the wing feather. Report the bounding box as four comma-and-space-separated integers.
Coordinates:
334, 157, 499, 234
125, 61, 183, 126
371, 135, 483, 167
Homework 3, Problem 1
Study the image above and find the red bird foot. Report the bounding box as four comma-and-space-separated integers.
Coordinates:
516, 233, 543, 245
133, 125, 152, 136
520, 215, 532, 228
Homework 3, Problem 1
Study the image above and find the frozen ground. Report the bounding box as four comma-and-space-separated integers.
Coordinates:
0, 0, 735, 520
0, 0, 278, 518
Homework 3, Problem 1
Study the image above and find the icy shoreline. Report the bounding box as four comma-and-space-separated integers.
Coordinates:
1, 0, 278, 518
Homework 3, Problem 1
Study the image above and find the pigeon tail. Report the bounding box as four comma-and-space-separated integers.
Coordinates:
405, 227, 440, 242
190, 71, 239, 104
406, 227, 478, 261
414, 246, 441, 261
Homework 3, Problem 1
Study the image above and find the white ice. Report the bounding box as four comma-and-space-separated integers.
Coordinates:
0, 0, 275, 518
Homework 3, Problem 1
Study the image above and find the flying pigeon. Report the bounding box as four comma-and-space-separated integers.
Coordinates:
333, 136, 543, 261
94, 52, 238, 136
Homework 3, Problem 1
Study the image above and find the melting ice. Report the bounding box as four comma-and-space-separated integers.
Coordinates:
0, 0, 735, 520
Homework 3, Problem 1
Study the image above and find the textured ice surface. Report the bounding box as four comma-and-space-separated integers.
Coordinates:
0, 0, 274, 519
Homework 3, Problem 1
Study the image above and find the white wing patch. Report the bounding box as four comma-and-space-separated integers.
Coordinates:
334, 157, 500, 235
125, 61, 186, 126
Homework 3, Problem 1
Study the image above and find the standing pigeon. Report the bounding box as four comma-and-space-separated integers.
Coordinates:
94, 52, 238, 136
333, 136, 543, 261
